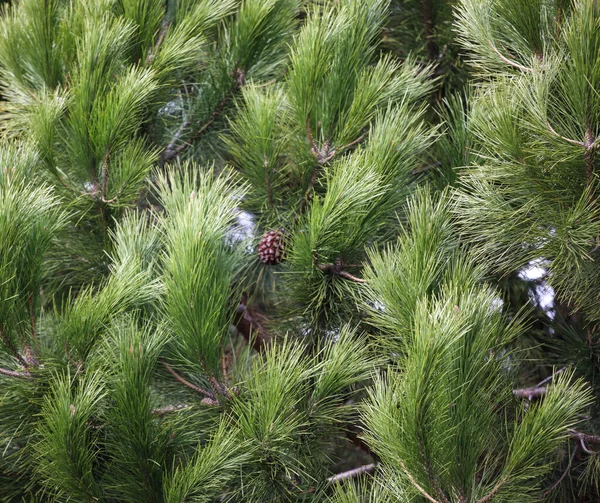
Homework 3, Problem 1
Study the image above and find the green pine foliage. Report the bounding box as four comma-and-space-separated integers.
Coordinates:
1, 0, 600, 502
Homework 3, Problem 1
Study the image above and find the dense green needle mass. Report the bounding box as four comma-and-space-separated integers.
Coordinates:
0, 0, 600, 502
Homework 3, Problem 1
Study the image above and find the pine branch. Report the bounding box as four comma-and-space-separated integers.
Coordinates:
422, 0, 437, 61
542, 445, 577, 498
234, 299, 271, 353
161, 70, 245, 164
545, 121, 585, 147
264, 155, 273, 206
568, 430, 600, 449
397, 458, 440, 503
476, 478, 507, 503
152, 404, 193, 416
147, 19, 171, 65
512, 386, 547, 399
101, 151, 110, 201
327, 463, 377, 484
0, 367, 31, 379
317, 261, 367, 284
28, 294, 37, 343
161, 361, 218, 404
489, 42, 534, 73
0, 325, 29, 369
585, 127, 596, 186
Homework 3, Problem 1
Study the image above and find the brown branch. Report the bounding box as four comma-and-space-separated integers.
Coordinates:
321, 133, 367, 164
0, 325, 29, 369
568, 429, 600, 446
545, 121, 585, 147
28, 294, 37, 343
147, 20, 171, 65
101, 151, 110, 201
161, 71, 244, 164
476, 478, 507, 503
536, 367, 565, 387
306, 117, 319, 156
264, 155, 273, 206
0, 367, 31, 379
345, 423, 375, 458
337, 270, 367, 284
317, 261, 367, 284
161, 361, 218, 404
512, 386, 547, 399
234, 299, 271, 353
328, 463, 377, 484
152, 404, 193, 417
542, 445, 577, 498
489, 42, 534, 73
422, 0, 437, 62
585, 126, 596, 183
397, 458, 440, 503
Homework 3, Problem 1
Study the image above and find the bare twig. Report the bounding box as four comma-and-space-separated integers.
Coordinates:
422, 0, 437, 62
321, 133, 367, 164
0, 325, 29, 369
264, 155, 273, 206
512, 386, 547, 399
542, 445, 578, 498
0, 367, 31, 379
101, 151, 110, 201
152, 404, 193, 416
161, 70, 245, 164
328, 463, 377, 484
489, 42, 534, 73
569, 429, 600, 447
306, 117, 319, 156
545, 121, 585, 147
161, 361, 218, 404
585, 127, 596, 183
147, 20, 171, 65
536, 367, 565, 387
397, 458, 440, 503
28, 294, 37, 343
317, 261, 367, 284
476, 478, 507, 503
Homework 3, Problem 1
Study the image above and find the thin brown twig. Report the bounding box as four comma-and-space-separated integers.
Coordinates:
578, 436, 594, 455
541, 445, 577, 498
161, 71, 244, 164
328, 463, 377, 484
322, 133, 367, 164
0, 367, 31, 379
536, 367, 565, 387
152, 404, 193, 417
234, 296, 271, 353
147, 20, 171, 65
546, 121, 585, 147
306, 117, 319, 155
512, 386, 547, 399
585, 127, 596, 185
397, 458, 440, 503
101, 151, 110, 201
476, 478, 508, 503
161, 361, 218, 404
28, 294, 37, 343
317, 262, 367, 284
0, 325, 29, 369
569, 429, 600, 446
264, 155, 273, 206
489, 42, 534, 73
422, 0, 437, 62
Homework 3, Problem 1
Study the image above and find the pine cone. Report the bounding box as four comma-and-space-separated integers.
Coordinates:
258, 229, 286, 265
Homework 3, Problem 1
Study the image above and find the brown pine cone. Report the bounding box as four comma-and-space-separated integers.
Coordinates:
258, 229, 286, 265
